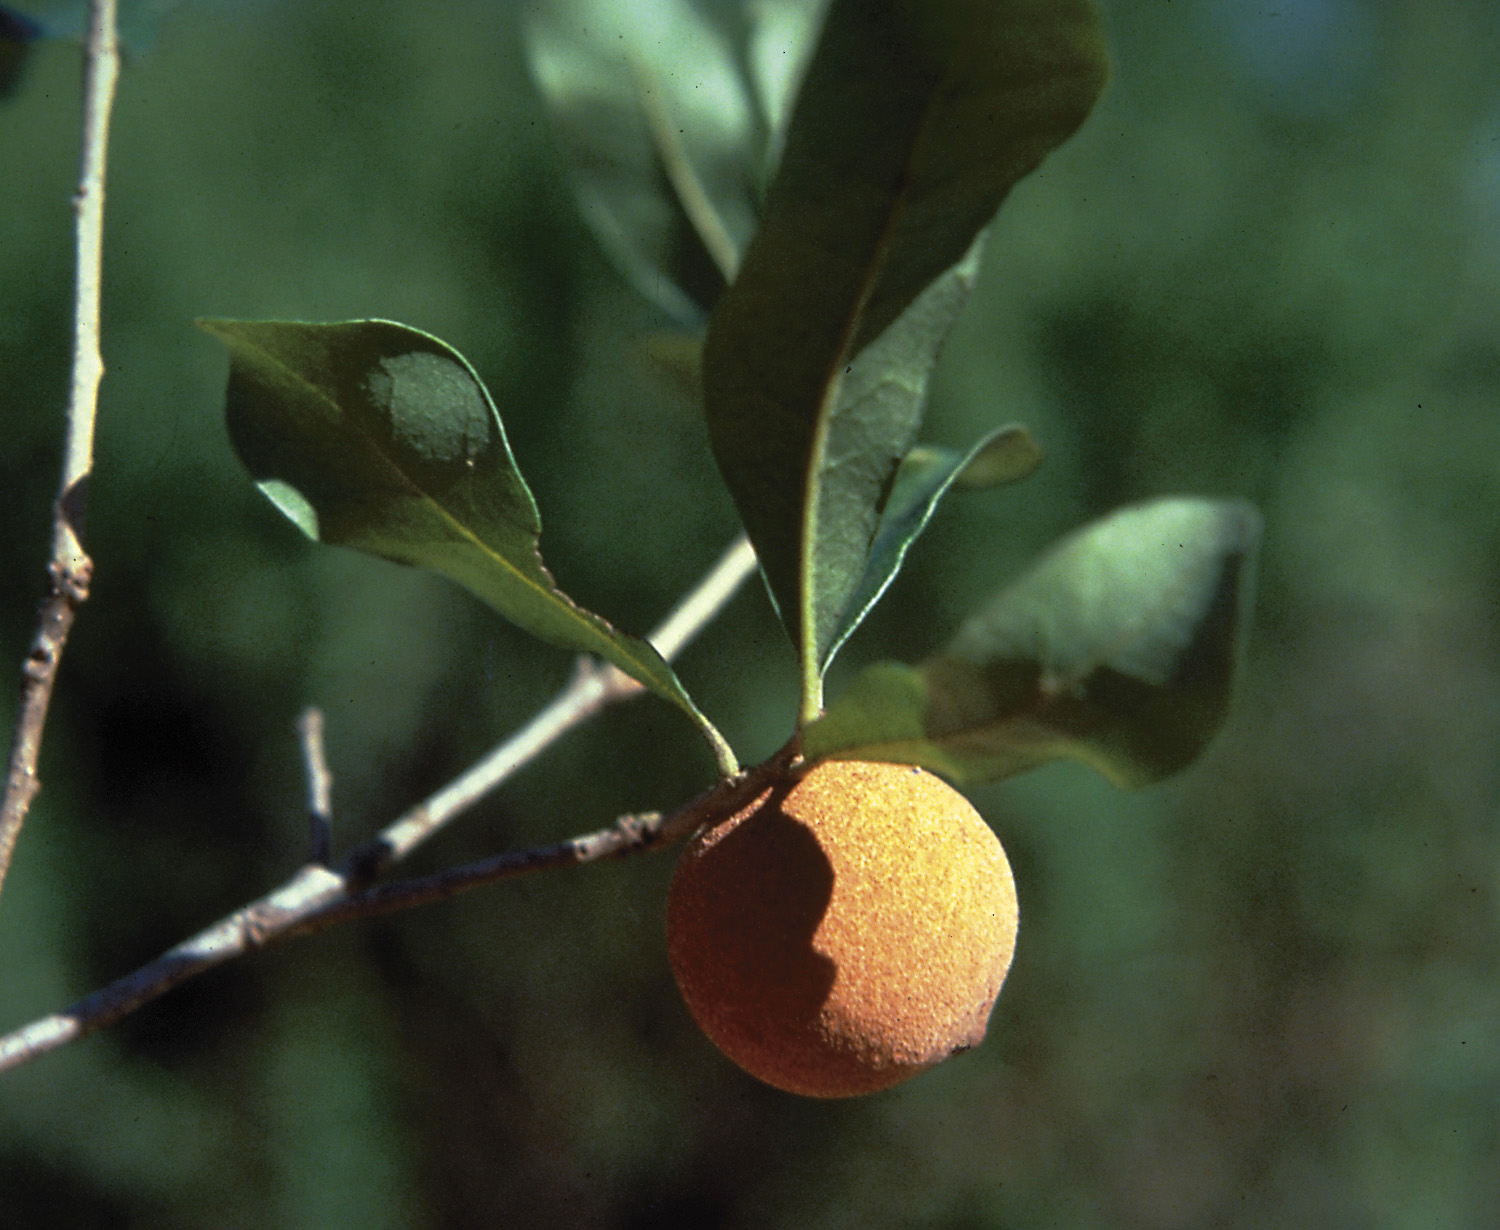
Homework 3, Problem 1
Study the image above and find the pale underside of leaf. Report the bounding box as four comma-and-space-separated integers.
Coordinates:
803, 498, 1262, 787
801, 236, 987, 681
820, 421, 1043, 672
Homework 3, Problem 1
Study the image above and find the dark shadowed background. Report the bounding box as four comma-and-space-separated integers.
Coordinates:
3, 0, 1498, 1226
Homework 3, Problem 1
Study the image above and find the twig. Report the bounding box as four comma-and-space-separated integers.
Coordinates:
298, 708, 333, 866
285, 739, 796, 941
0, 534, 760, 1074
0, 0, 120, 902
354, 533, 758, 873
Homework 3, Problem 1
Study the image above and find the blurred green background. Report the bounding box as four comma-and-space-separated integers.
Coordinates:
3, 0, 1498, 1225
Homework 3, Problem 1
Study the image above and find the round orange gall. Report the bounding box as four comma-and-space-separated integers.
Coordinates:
666, 759, 1018, 1097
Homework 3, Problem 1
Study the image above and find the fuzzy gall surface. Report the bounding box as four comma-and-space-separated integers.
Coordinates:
667, 759, 1018, 1098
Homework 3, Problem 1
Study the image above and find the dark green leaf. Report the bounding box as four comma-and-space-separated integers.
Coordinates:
803, 498, 1262, 787
703, 0, 1109, 719
524, 0, 764, 322
198, 318, 729, 763
1, 6, 41, 101
821, 422, 1042, 670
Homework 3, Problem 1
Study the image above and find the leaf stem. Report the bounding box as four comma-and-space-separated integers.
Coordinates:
0, 0, 120, 904
0, 534, 758, 1074
647, 535, 757, 776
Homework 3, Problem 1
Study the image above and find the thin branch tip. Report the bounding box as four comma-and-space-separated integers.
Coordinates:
297, 707, 333, 866
0, 0, 121, 904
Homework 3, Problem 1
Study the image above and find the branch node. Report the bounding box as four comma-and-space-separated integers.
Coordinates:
613, 810, 661, 848
50, 554, 93, 603
344, 833, 399, 888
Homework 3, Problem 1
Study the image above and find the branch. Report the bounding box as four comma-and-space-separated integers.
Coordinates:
285, 738, 797, 941
0, 534, 760, 1075
350, 532, 758, 874
0, 0, 120, 902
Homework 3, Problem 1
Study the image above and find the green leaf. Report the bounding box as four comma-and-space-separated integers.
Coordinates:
524, 0, 765, 322
1, 7, 42, 102
198, 318, 734, 770
803, 498, 1262, 787
703, 0, 1110, 721
917, 423, 1046, 492
740, 0, 827, 172
821, 422, 1043, 671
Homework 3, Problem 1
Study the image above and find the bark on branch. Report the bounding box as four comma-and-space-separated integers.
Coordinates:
0, 0, 120, 900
